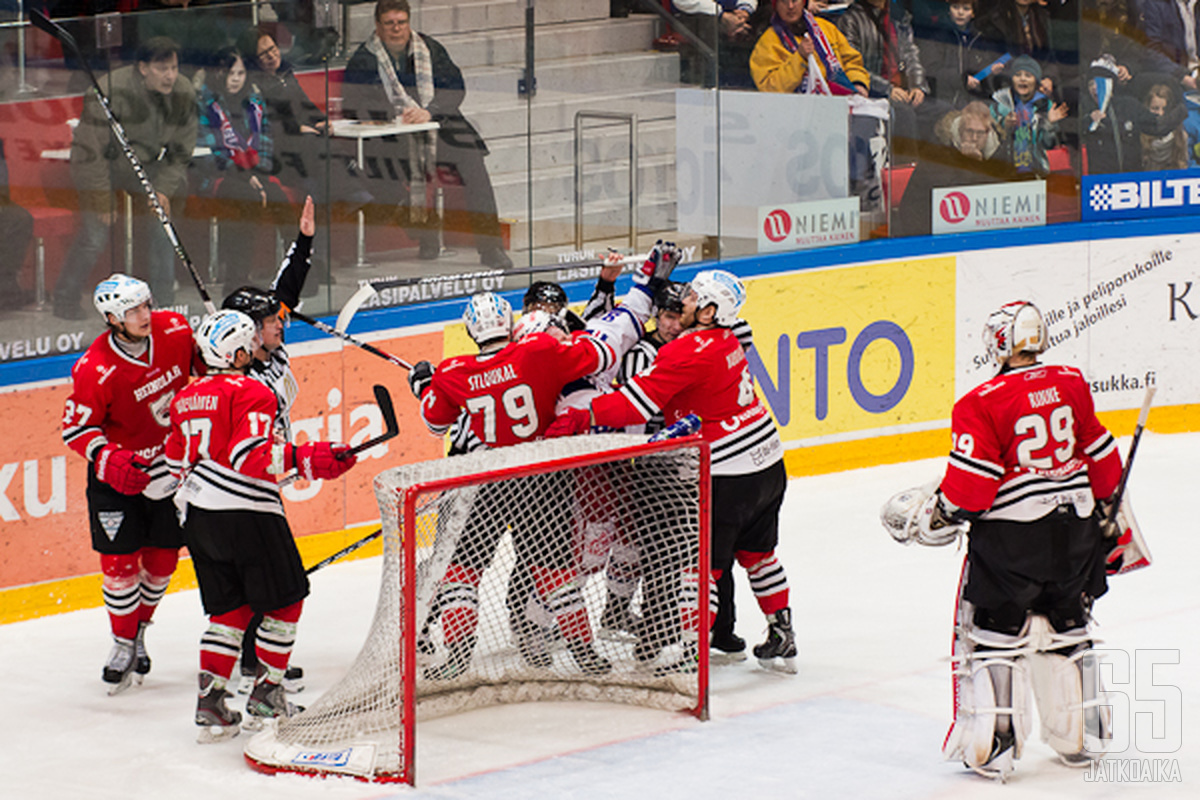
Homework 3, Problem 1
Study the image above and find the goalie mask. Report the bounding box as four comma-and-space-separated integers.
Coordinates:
463, 292, 513, 347
688, 270, 746, 327
195, 309, 260, 369
984, 301, 1047, 365
94, 274, 152, 321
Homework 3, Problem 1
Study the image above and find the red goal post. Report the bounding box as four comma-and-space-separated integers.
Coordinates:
245, 433, 711, 784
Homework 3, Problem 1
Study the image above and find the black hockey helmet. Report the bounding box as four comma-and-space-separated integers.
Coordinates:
654, 281, 687, 315
522, 281, 568, 313
222, 286, 281, 322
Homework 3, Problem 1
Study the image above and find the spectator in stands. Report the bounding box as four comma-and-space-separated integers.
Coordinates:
193, 46, 294, 289
975, 0, 1062, 97
53, 36, 197, 319
672, 1, 766, 89
1135, 0, 1200, 92
918, 0, 997, 109
990, 54, 1067, 175
837, 0, 953, 160
342, 0, 512, 269
1141, 82, 1190, 170
1081, 56, 1188, 173
0, 138, 34, 311
892, 100, 1016, 236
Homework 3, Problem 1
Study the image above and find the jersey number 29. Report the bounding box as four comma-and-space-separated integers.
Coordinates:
1014, 405, 1076, 469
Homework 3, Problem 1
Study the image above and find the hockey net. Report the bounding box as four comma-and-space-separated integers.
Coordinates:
245, 433, 710, 783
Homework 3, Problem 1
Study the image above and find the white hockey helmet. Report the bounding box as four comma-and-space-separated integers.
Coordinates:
195, 309, 260, 369
513, 309, 568, 341
983, 301, 1047, 364
463, 292, 513, 346
93, 274, 152, 321
688, 270, 746, 327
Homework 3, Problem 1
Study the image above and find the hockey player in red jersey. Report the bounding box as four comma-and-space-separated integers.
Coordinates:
165, 309, 357, 742
922, 301, 1123, 779
548, 270, 797, 673
61, 274, 203, 693
408, 291, 616, 678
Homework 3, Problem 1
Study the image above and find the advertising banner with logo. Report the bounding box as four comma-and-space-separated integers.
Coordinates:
757, 198, 861, 253
676, 89, 849, 239
931, 180, 1046, 234
1082, 168, 1200, 222
956, 234, 1193, 412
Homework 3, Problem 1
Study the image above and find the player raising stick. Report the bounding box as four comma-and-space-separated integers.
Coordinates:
547, 270, 798, 673
911, 301, 1122, 779
166, 309, 358, 742
62, 274, 203, 693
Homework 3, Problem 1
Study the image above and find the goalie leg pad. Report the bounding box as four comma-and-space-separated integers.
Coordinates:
944, 627, 1032, 780
1028, 626, 1111, 765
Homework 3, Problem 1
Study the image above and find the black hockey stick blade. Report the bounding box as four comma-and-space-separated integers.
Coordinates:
305, 529, 382, 574
29, 11, 79, 54
337, 385, 399, 459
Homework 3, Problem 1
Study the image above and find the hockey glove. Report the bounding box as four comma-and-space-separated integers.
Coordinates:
545, 407, 591, 438
633, 240, 682, 295
291, 441, 357, 480
409, 360, 435, 399
94, 444, 152, 495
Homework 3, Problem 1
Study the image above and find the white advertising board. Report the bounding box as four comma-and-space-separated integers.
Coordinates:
675, 89, 849, 239
757, 197, 861, 253
955, 235, 1192, 412
931, 181, 1046, 235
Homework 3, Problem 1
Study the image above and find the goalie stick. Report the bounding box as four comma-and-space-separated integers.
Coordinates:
336, 384, 400, 459
1106, 384, 1156, 530
30, 10, 216, 315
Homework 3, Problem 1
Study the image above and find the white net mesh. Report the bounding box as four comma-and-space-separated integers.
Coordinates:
245, 434, 708, 781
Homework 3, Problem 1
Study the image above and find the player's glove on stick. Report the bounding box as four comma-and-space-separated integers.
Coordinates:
409, 360, 434, 399
633, 240, 681, 295
545, 407, 591, 438
291, 442, 357, 480
94, 444, 151, 495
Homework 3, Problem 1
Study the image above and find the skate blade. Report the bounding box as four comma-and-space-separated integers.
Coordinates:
105, 672, 143, 696
710, 649, 748, 665
598, 627, 639, 644
241, 715, 271, 734
756, 656, 798, 675
237, 675, 254, 695
197, 724, 241, 744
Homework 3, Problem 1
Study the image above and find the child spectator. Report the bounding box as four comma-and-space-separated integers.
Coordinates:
919, 0, 995, 108
1141, 83, 1189, 171
990, 54, 1067, 175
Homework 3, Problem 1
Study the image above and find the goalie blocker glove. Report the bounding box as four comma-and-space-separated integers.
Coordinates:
272, 441, 357, 480
409, 360, 435, 400
94, 444, 151, 495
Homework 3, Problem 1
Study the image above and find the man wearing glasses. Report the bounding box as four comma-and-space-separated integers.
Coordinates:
342, 0, 512, 268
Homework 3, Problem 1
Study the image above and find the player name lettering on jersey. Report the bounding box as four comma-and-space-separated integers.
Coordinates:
174, 393, 220, 414
467, 363, 519, 392
133, 364, 184, 402
1027, 386, 1062, 408
726, 348, 745, 369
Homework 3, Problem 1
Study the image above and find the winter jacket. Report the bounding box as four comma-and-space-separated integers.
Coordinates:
836, 0, 930, 97
1136, 0, 1200, 82
193, 82, 274, 194
750, 16, 870, 93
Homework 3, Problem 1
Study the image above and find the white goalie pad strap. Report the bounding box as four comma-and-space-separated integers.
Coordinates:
945, 635, 1033, 776
880, 482, 967, 546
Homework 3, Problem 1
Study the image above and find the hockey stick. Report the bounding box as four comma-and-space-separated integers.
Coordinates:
29, 10, 216, 315
1105, 384, 1157, 530
366, 253, 649, 292
305, 529, 382, 575
289, 309, 413, 371
336, 384, 399, 460
335, 283, 379, 334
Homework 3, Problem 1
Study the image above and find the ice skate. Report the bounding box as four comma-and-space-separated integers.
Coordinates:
237, 662, 256, 695
567, 639, 612, 676
965, 729, 1016, 782
514, 619, 552, 669
753, 608, 798, 674
102, 636, 140, 695
134, 621, 151, 677
196, 673, 242, 744
710, 628, 748, 664
598, 592, 642, 643
424, 635, 476, 680
244, 678, 304, 731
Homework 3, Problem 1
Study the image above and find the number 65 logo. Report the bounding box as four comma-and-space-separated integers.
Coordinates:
1096, 649, 1182, 754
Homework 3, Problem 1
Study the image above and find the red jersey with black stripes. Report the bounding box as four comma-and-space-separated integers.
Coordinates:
940, 363, 1122, 521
